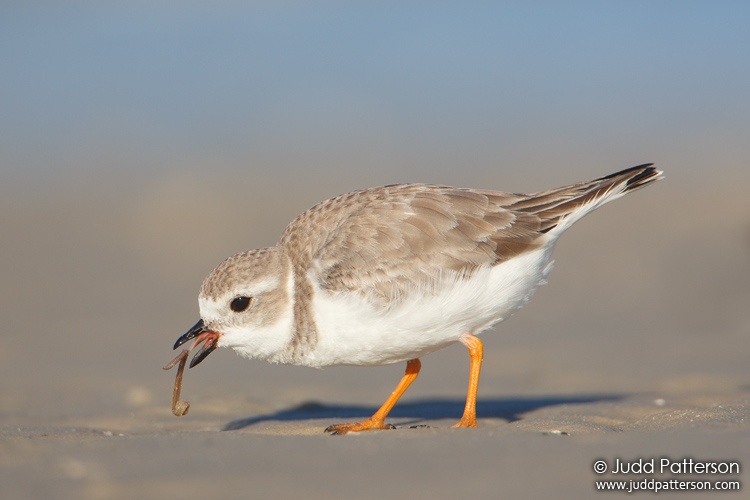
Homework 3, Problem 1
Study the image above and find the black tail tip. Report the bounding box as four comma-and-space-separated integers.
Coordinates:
599, 163, 655, 181
598, 163, 663, 192
625, 164, 659, 187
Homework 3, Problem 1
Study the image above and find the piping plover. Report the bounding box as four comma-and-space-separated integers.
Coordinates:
171, 164, 663, 433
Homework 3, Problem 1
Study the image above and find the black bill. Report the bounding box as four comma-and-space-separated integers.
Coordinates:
173, 319, 219, 368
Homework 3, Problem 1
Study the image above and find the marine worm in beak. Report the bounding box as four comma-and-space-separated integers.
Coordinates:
162, 350, 190, 416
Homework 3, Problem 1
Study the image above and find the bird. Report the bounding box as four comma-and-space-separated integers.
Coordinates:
171, 164, 663, 434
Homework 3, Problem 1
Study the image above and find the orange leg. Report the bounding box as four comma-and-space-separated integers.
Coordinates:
325, 358, 421, 435
452, 333, 483, 428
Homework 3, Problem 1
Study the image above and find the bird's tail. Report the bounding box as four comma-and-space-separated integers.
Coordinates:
509, 163, 664, 235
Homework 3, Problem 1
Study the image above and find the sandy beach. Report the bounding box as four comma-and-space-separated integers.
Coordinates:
1, 169, 748, 499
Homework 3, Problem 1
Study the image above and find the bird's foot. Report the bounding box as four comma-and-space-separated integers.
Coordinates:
451, 416, 477, 429
324, 419, 396, 435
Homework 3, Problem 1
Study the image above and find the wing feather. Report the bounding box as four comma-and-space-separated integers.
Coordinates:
277, 165, 662, 307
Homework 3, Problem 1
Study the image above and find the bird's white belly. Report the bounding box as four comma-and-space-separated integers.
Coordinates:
304, 245, 555, 367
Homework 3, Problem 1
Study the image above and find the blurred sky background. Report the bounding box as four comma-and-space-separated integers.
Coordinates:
2, 1, 749, 190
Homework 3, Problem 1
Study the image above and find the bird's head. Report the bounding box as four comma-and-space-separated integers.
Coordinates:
172, 247, 295, 367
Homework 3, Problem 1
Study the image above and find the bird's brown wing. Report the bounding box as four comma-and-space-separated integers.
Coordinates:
284, 164, 661, 306
302, 184, 544, 304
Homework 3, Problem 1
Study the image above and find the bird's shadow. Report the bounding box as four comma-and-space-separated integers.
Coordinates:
222, 394, 623, 431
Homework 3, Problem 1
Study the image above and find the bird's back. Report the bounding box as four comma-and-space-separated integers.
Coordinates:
278, 164, 663, 307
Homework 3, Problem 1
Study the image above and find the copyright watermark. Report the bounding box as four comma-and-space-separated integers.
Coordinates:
593, 457, 741, 493
594, 458, 740, 475
594, 460, 608, 473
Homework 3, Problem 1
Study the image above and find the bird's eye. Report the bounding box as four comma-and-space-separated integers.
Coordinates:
230, 296, 252, 312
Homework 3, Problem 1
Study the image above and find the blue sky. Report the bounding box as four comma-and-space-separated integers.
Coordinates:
2, 2, 748, 186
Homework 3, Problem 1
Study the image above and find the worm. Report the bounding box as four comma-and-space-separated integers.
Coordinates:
162, 350, 191, 416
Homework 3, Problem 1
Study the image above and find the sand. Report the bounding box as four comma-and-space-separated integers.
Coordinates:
1, 170, 748, 499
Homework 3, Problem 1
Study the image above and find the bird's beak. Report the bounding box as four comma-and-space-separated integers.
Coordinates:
173, 319, 220, 368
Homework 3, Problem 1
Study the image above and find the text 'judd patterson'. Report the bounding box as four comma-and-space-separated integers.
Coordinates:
593, 458, 740, 475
